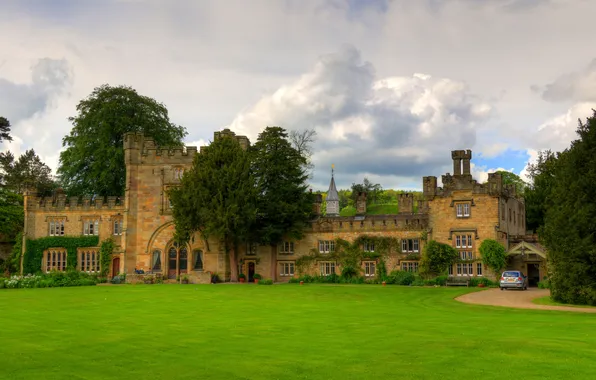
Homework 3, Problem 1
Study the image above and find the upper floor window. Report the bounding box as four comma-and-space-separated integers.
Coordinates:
363, 241, 375, 252
318, 240, 335, 253
279, 241, 294, 254
246, 242, 258, 256
49, 219, 65, 236
83, 219, 99, 236
44, 249, 67, 272
455, 234, 473, 249
402, 239, 419, 253
174, 167, 184, 180
456, 203, 470, 218
113, 219, 122, 235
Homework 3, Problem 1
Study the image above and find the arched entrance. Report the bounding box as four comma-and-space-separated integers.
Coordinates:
167, 242, 188, 279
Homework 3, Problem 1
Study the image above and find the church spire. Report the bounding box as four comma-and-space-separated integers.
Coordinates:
326, 164, 339, 216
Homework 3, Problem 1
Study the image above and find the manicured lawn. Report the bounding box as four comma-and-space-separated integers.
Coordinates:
1, 285, 596, 379
533, 295, 596, 309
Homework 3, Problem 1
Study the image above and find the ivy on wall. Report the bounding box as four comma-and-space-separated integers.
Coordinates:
295, 235, 401, 275
23, 236, 99, 275
99, 238, 115, 277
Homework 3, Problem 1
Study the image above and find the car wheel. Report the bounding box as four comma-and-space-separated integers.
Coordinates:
500, 287, 503, 291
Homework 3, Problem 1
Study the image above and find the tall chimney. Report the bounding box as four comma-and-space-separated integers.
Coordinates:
462, 150, 472, 175
451, 151, 462, 176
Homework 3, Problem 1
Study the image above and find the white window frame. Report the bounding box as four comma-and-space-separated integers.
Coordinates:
318, 240, 335, 253
84, 220, 99, 236
49, 219, 65, 236
113, 219, 122, 236
363, 242, 375, 252
401, 261, 419, 273
456, 203, 471, 218
319, 261, 336, 276
280, 262, 295, 277
80, 250, 100, 273
364, 261, 376, 276
467, 234, 473, 248
402, 239, 419, 253
477, 262, 483, 276
463, 203, 470, 217
45, 249, 67, 272
455, 235, 461, 248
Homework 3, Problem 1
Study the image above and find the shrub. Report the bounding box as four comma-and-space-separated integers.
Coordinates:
538, 278, 550, 289
479, 239, 507, 277
341, 265, 360, 279
0, 271, 100, 289
257, 279, 273, 285
253, 273, 262, 280
386, 270, 415, 285
424, 275, 449, 286
411, 277, 425, 286
420, 240, 458, 277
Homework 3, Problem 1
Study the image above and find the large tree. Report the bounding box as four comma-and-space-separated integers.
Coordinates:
169, 134, 257, 282
57, 84, 187, 196
523, 150, 559, 232
0, 116, 12, 142
541, 110, 596, 305
351, 178, 382, 205
250, 127, 314, 279
0, 149, 56, 195
0, 187, 23, 239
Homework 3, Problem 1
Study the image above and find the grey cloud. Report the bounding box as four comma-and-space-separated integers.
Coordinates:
541, 58, 596, 103
0, 58, 73, 124
228, 46, 492, 190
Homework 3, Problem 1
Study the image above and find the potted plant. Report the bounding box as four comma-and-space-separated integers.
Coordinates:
253, 273, 262, 283
239, 273, 246, 283
181, 275, 189, 284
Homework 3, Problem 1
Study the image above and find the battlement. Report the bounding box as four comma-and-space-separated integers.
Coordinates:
311, 213, 429, 232
123, 132, 197, 165
26, 194, 125, 211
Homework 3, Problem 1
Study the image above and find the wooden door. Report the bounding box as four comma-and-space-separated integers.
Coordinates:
248, 262, 255, 282
112, 257, 120, 278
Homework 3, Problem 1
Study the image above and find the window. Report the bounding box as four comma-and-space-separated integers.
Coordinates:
49, 219, 65, 236
455, 235, 472, 249
80, 250, 100, 273
152, 250, 162, 271
193, 250, 203, 270
113, 219, 122, 235
364, 261, 376, 276
318, 240, 335, 253
401, 261, 419, 272
44, 249, 67, 272
448, 265, 453, 275
246, 242, 258, 255
456, 203, 471, 217
457, 263, 474, 276
84, 219, 99, 236
280, 262, 295, 276
363, 242, 375, 252
501, 204, 506, 220
402, 239, 419, 253
477, 263, 483, 276
279, 241, 294, 254
319, 262, 336, 276
174, 167, 184, 180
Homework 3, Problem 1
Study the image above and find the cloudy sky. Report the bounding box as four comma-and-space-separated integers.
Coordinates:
1, 0, 596, 191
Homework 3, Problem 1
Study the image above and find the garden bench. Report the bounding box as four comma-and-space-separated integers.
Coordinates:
445, 278, 469, 287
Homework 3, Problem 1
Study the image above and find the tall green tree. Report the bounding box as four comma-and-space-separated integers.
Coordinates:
0, 116, 12, 142
495, 170, 527, 196
250, 127, 314, 278
419, 240, 458, 277
0, 187, 23, 239
57, 84, 187, 196
523, 150, 560, 232
541, 110, 596, 305
0, 149, 56, 195
351, 178, 382, 205
169, 134, 257, 282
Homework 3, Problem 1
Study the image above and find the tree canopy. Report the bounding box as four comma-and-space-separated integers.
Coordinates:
420, 240, 458, 277
169, 134, 257, 282
57, 84, 187, 196
479, 239, 507, 277
351, 178, 382, 205
540, 110, 596, 305
0, 187, 23, 239
523, 150, 559, 232
250, 126, 314, 246
0, 149, 55, 195
495, 170, 527, 196
0, 116, 12, 142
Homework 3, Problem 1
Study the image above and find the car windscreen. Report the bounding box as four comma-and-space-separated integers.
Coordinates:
502, 271, 519, 277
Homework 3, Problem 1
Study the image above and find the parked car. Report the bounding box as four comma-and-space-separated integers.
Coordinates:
499, 270, 528, 290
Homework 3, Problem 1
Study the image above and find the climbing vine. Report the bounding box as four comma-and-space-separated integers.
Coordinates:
99, 238, 115, 277
23, 236, 99, 275
295, 235, 401, 276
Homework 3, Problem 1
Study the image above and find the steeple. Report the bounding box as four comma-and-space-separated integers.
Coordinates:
326, 164, 340, 216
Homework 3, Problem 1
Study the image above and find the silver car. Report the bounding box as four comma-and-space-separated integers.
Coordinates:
499, 270, 528, 290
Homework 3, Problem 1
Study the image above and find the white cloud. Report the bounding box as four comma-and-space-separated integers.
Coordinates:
540, 59, 596, 103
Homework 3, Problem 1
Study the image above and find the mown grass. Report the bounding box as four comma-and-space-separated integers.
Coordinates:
532, 295, 596, 309
1, 284, 596, 379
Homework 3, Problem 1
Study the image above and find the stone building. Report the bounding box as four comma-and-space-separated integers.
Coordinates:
20, 129, 547, 284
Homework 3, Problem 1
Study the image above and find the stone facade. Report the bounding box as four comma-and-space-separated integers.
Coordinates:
21, 129, 544, 284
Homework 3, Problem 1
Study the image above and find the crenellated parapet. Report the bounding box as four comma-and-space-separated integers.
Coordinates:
310, 214, 429, 232
27, 195, 125, 211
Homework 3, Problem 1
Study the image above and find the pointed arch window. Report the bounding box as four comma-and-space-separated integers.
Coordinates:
193, 250, 204, 270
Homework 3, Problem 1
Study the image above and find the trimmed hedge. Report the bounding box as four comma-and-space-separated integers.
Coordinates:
23, 236, 99, 275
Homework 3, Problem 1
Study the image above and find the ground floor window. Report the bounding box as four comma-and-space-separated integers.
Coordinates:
448, 265, 453, 275
44, 249, 67, 272
80, 250, 100, 273
320, 261, 336, 276
364, 261, 376, 277
456, 263, 474, 276
152, 250, 162, 271
476, 262, 483, 276
280, 262, 295, 276
401, 261, 419, 272
193, 250, 204, 270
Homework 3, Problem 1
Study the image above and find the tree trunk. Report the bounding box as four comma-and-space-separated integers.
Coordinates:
270, 244, 277, 282
229, 240, 239, 282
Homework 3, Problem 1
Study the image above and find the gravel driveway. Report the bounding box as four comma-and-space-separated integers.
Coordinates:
456, 287, 596, 313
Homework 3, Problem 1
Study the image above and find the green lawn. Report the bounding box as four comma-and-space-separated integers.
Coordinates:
533, 295, 596, 309
2, 285, 596, 380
